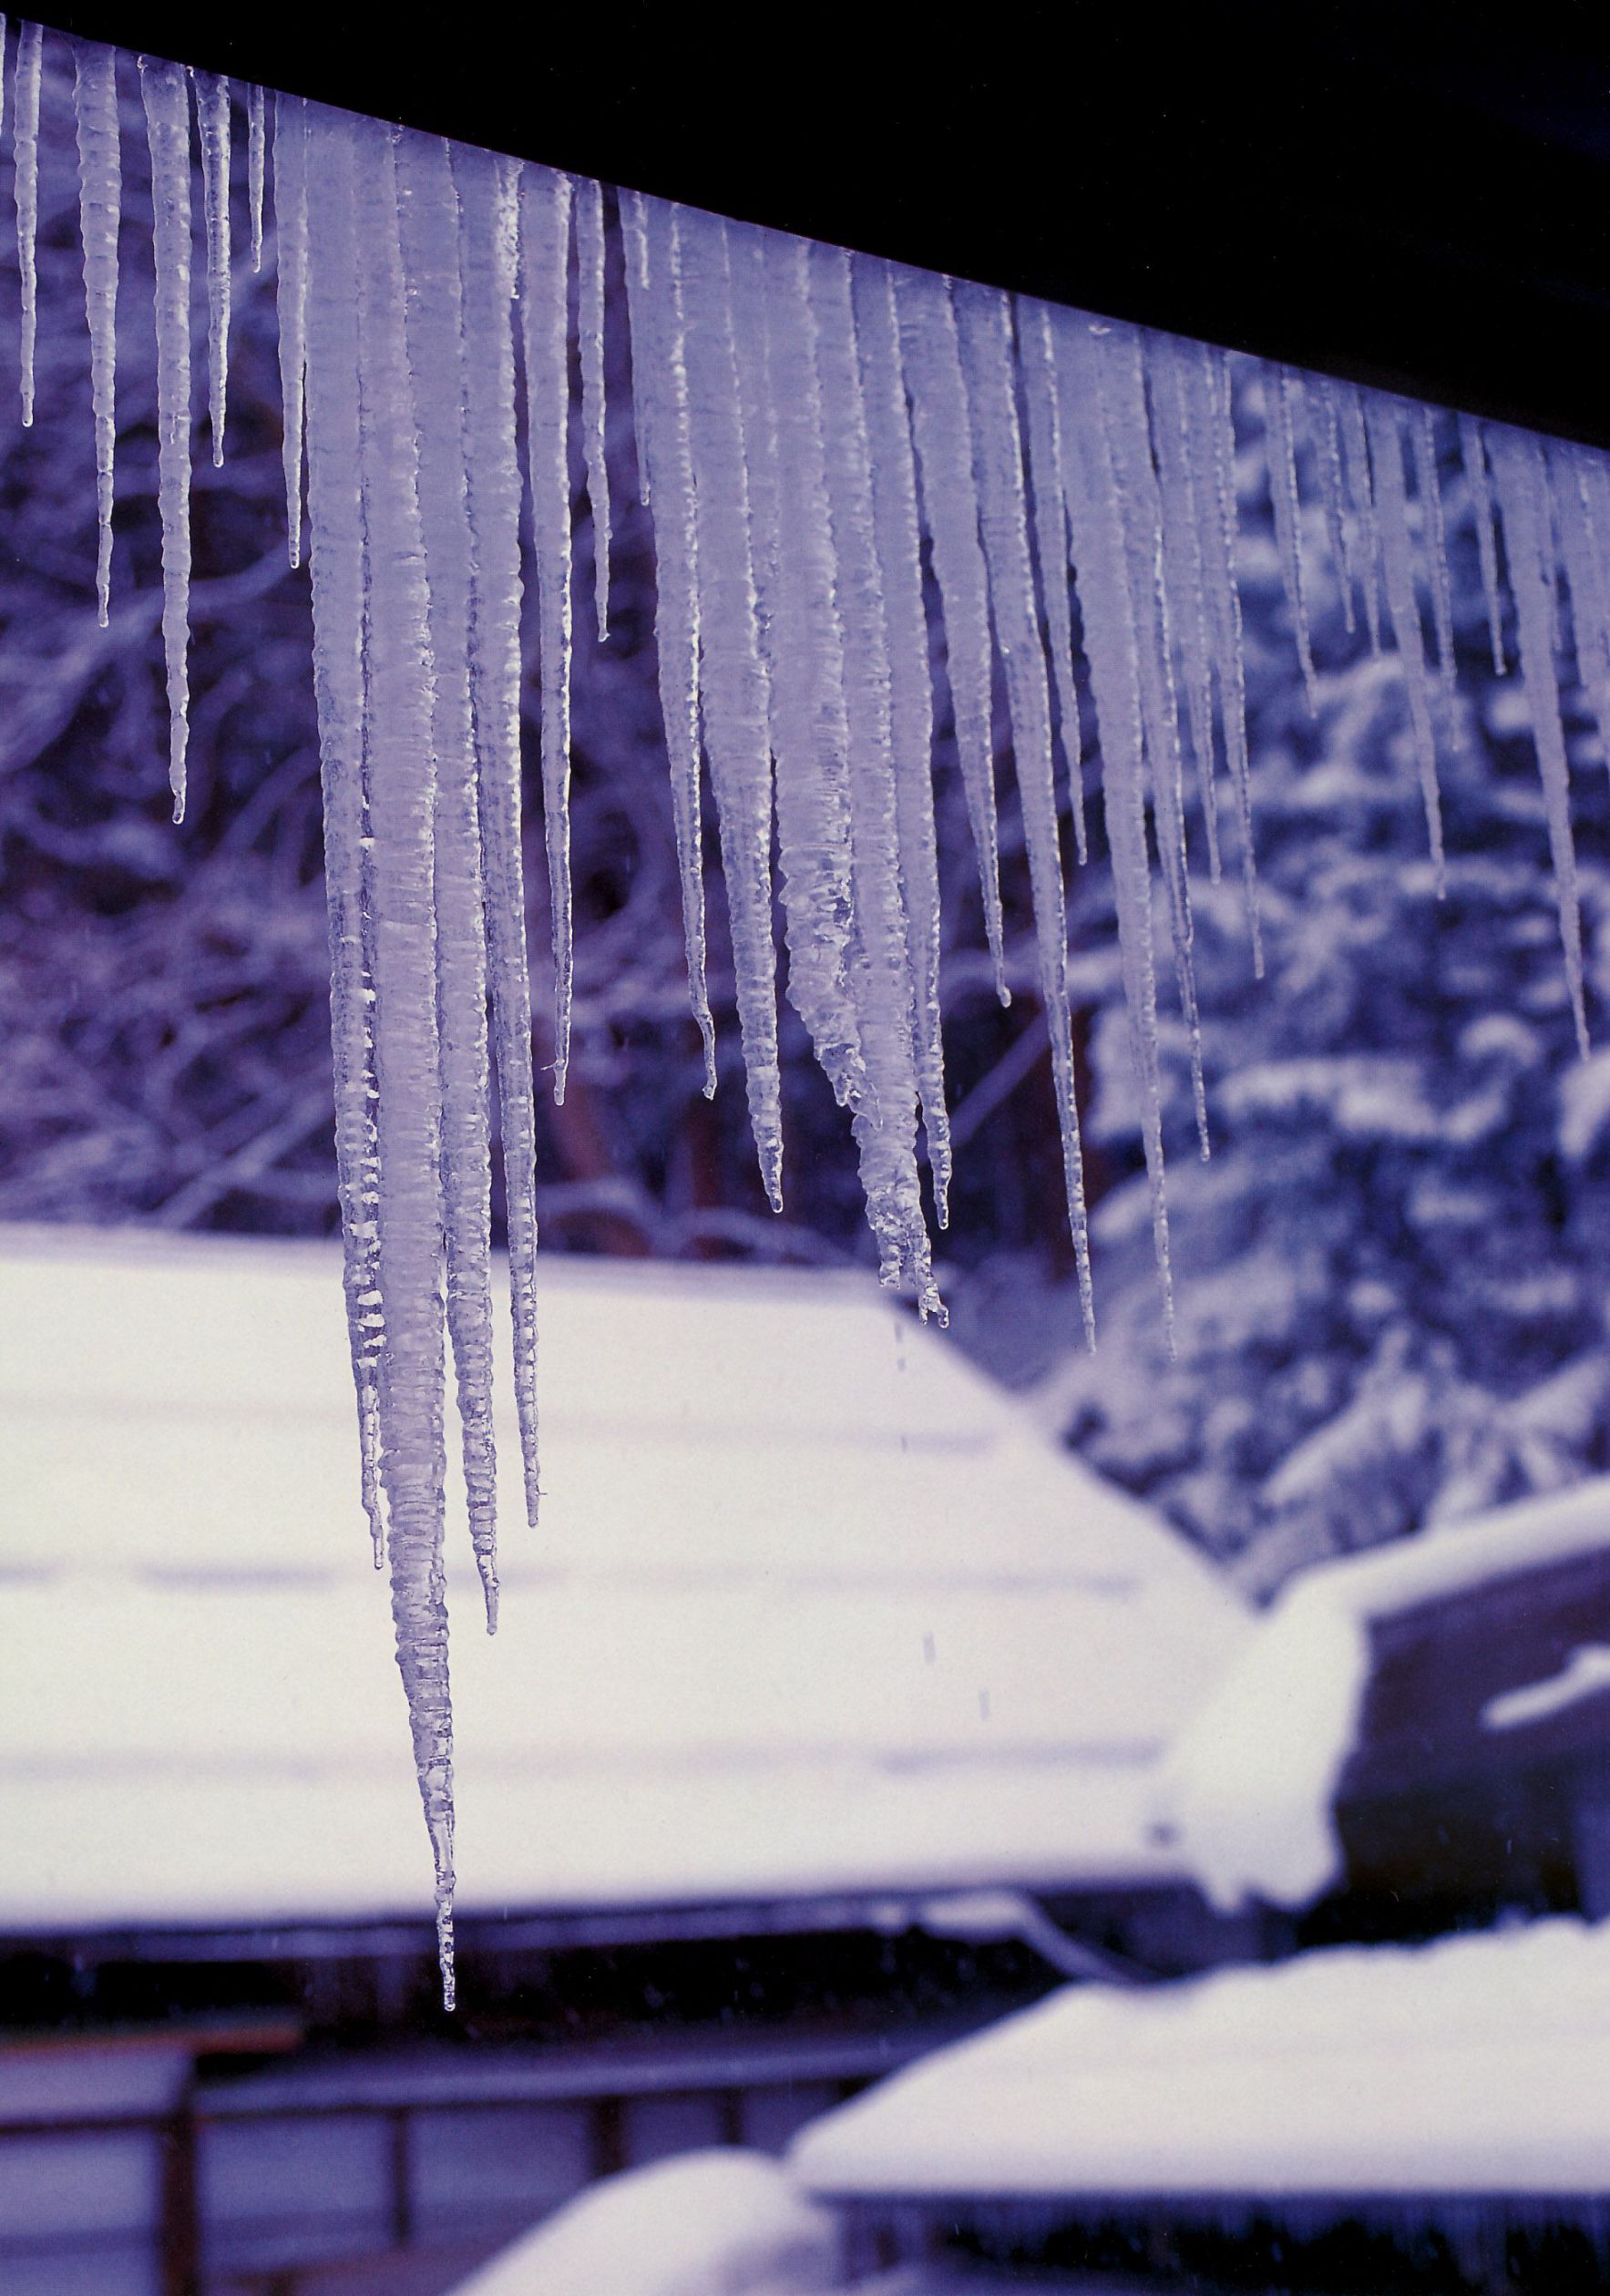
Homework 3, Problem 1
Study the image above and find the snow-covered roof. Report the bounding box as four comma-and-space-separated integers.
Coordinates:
447, 2151, 836, 2296
790, 1914, 1610, 2202
0, 1224, 1247, 1932
1155, 1479, 1610, 1912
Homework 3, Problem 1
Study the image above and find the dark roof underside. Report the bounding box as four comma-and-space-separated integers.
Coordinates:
32, 5, 1610, 451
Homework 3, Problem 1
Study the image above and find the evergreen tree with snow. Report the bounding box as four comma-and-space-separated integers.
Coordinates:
1034, 380, 1610, 1593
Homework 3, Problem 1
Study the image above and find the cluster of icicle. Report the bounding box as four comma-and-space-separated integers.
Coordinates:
20, 23, 1610, 1999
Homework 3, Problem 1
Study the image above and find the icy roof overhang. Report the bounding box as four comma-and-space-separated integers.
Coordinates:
31, 5, 1610, 451
0, 1224, 1247, 1933
790, 1913, 1610, 2203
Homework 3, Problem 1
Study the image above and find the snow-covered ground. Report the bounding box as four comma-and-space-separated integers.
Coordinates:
791, 1913, 1610, 2201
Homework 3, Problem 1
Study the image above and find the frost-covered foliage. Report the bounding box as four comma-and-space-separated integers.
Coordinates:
1036, 376, 1610, 1595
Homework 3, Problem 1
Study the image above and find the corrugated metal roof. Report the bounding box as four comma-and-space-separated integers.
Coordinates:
0, 1225, 1246, 1932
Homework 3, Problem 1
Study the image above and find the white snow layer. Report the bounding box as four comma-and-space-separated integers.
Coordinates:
13, 22, 1610, 1984
1155, 1476, 1610, 1912
790, 1914, 1610, 2200
0, 1225, 1246, 1930
446, 2151, 838, 2296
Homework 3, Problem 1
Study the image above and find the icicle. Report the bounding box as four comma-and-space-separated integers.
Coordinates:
1412, 406, 1457, 682
619, 189, 716, 1092
894, 263, 1010, 1006
396, 128, 499, 1632
670, 200, 784, 1205
1017, 290, 1088, 862
1184, 343, 1262, 970
1048, 304, 1174, 1336
955, 283, 1093, 1335
13, 18, 40, 426
1263, 364, 1318, 713
139, 56, 192, 824
575, 173, 610, 642
301, 101, 385, 1567
723, 222, 782, 697
754, 227, 863, 1112
1305, 376, 1356, 635
0, 15, 8, 142
620, 186, 652, 510
195, 71, 231, 467
1460, 411, 1506, 673
1489, 424, 1591, 1055
345, 108, 457, 2010
810, 243, 943, 1317
247, 82, 264, 271
273, 92, 309, 569
1363, 393, 1445, 885
853, 252, 952, 1222
72, 38, 119, 628
1551, 441, 1610, 777
1145, 331, 1223, 881
1334, 379, 1384, 656
518, 163, 576, 1108
1102, 324, 1209, 1156
455, 143, 542, 1527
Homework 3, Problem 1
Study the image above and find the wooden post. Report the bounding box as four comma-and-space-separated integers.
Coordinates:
158, 2096, 200, 2296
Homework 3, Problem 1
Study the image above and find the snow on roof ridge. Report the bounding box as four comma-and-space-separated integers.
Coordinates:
1274, 1474, 1610, 1623
789, 1912, 1610, 2203
1155, 1474, 1610, 1915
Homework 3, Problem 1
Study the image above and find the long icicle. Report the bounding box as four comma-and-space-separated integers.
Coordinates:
1264, 363, 1318, 714
345, 107, 456, 2010
1145, 330, 1224, 882
1018, 289, 1088, 863
1305, 375, 1356, 636
1102, 323, 1210, 1157
1188, 342, 1263, 970
1413, 405, 1457, 689
13, 17, 39, 426
1460, 411, 1506, 674
1049, 302, 1174, 1337
195, 70, 231, 467
302, 99, 385, 1567
247, 81, 264, 271
397, 128, 499, 1632
273, 93, 309, 569
671, 199, 784, 1207
1551, 439, 1610, 778
958, 285, 1093, 1338
454, 142, 542, 1527
756, 226, 864, 1112
1335, 378, 1385, 656
853, 252, 953, 1223
72, 37, 119, 628
723, 221, 781, 694
895, 263, 1010, 1006
518, 163, 576, 1108
139, 55, 192, 824
809, 241, 941, 1315
1364, 391, 1445, 886
1489, 424, 1591, 1056
576, 173, 611, 642
619, 187, 716, 1092
619, 186, 653, 510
